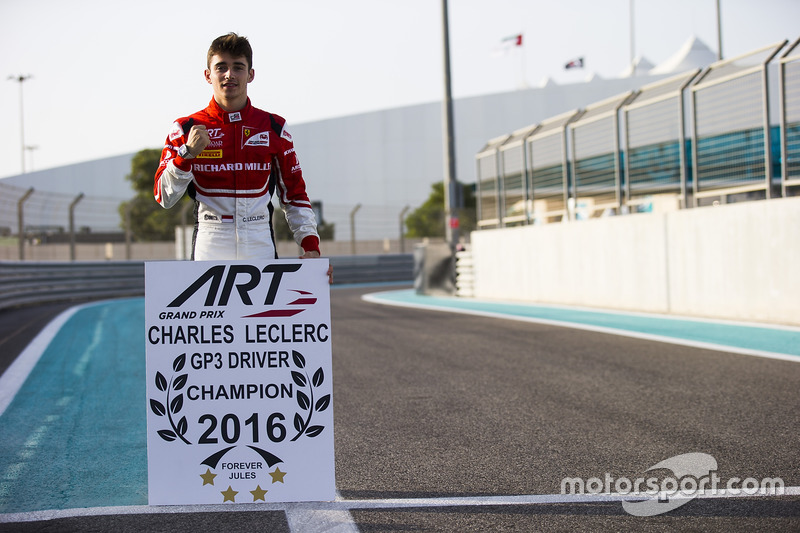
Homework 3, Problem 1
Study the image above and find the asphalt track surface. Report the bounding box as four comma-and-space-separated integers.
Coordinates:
1, 285, 799, 532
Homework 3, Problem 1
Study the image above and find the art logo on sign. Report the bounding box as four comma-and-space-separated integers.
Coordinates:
167, 263, 317, 317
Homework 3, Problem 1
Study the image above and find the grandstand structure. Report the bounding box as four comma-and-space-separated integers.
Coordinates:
476, 38, 800, 229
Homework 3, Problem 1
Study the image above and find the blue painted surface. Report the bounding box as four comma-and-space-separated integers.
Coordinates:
371, 290, 800, 357
0, 299, 147, 513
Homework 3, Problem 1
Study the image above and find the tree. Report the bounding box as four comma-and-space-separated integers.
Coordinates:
119, 148, 192, 241
404, 181, 476, 238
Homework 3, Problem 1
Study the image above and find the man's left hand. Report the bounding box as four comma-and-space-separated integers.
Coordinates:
299, 250, 333, 284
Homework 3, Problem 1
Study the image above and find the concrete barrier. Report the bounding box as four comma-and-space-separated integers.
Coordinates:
470, 197, 800, 326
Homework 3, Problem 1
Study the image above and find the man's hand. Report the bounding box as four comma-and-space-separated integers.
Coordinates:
299, 250, 334, 284
185, 125, 210, 157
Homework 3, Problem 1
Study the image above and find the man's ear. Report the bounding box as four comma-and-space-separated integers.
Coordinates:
248, 69, 255, 83
204, 69, 212, 84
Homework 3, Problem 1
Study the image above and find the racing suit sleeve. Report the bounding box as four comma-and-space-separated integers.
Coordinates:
274, 126, 320, 254
154, 120, 194, 209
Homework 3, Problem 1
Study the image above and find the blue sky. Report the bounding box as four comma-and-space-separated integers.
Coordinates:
0, 0, 798, 178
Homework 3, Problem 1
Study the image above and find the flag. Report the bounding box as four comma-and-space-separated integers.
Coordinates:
503, 34, 523, 47
565, 57, 584, 69
493, 33, 523, 56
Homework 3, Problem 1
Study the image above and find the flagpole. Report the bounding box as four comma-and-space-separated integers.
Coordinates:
629, 0, 635, 66
716, 0, 723, 60
519, 34, 527, 88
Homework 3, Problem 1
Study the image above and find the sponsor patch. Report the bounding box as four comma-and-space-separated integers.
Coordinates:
243, 128, 269, 148
228, 112, 242, 122
168, 122, 183, 141
281, 128, 293, 142
197, 150, 223, 159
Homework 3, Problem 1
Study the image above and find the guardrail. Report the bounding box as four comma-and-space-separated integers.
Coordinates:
0, 254, 414, 311
0, 261, 146, 311
328, 254, 414, 285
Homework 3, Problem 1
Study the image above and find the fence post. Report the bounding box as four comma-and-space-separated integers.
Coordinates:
69, 192, 84, 261
399, 205, 410, 253
761, 43, 786, 200
17, 187, 34, 261
125, 202, 133, 260
349, 203, 361, 255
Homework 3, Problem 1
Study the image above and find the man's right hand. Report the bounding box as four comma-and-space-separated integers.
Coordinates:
185, 125, 210, 157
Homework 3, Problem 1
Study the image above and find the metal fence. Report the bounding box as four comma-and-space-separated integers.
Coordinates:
0, 178, 424, 261
779, 38, 800, 195
690, 43, 784, 204
624, 69, 699, 207
475, 134, 508, 229
476, 38, 799, 226
527, 110, 581, 223
571, 91, 636, 216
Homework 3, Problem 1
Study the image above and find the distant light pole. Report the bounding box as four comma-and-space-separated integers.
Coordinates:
441, 0, 459, 249
8, 74, 33, 174
399, 205, 410, 253
25, 145, 38, 172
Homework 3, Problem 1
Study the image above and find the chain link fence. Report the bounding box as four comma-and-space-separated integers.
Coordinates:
0, 180, 439, 261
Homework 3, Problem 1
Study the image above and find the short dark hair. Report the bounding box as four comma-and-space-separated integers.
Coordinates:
207, 32, 253, 70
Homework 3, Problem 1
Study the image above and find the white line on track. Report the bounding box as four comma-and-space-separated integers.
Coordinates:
285, 491, 359, 533
361, 293, 800, 363
2, 486, 798, 525
0, 305, 82, 417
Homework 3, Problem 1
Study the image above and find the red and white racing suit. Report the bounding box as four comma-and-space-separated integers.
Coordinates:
154, 97, 319, 261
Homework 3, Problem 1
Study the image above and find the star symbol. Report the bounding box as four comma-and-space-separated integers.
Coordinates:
269, 467, 287, 484
221, 486, 238, 502
250, 485, 268, 501
200, 468, 217, 486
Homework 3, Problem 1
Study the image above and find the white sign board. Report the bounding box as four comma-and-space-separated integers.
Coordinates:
145, 259, 334, 505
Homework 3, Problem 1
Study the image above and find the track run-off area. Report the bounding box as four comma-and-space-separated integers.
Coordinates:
1, 285, 799, 532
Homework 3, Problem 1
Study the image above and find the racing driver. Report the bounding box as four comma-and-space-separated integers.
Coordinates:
154, 32, 323, 265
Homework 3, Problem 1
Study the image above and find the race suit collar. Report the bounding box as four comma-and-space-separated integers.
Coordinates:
206, 97, 253, 124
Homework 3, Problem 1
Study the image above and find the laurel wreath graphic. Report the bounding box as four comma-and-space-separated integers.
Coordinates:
149, 350, 329, 445
150, 352, 191, 444
289, 350, 330, 441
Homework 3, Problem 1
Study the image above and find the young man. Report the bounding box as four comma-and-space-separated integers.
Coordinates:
154, 32, 322, 264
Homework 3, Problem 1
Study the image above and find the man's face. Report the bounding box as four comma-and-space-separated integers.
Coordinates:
205, 52, 254, 104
